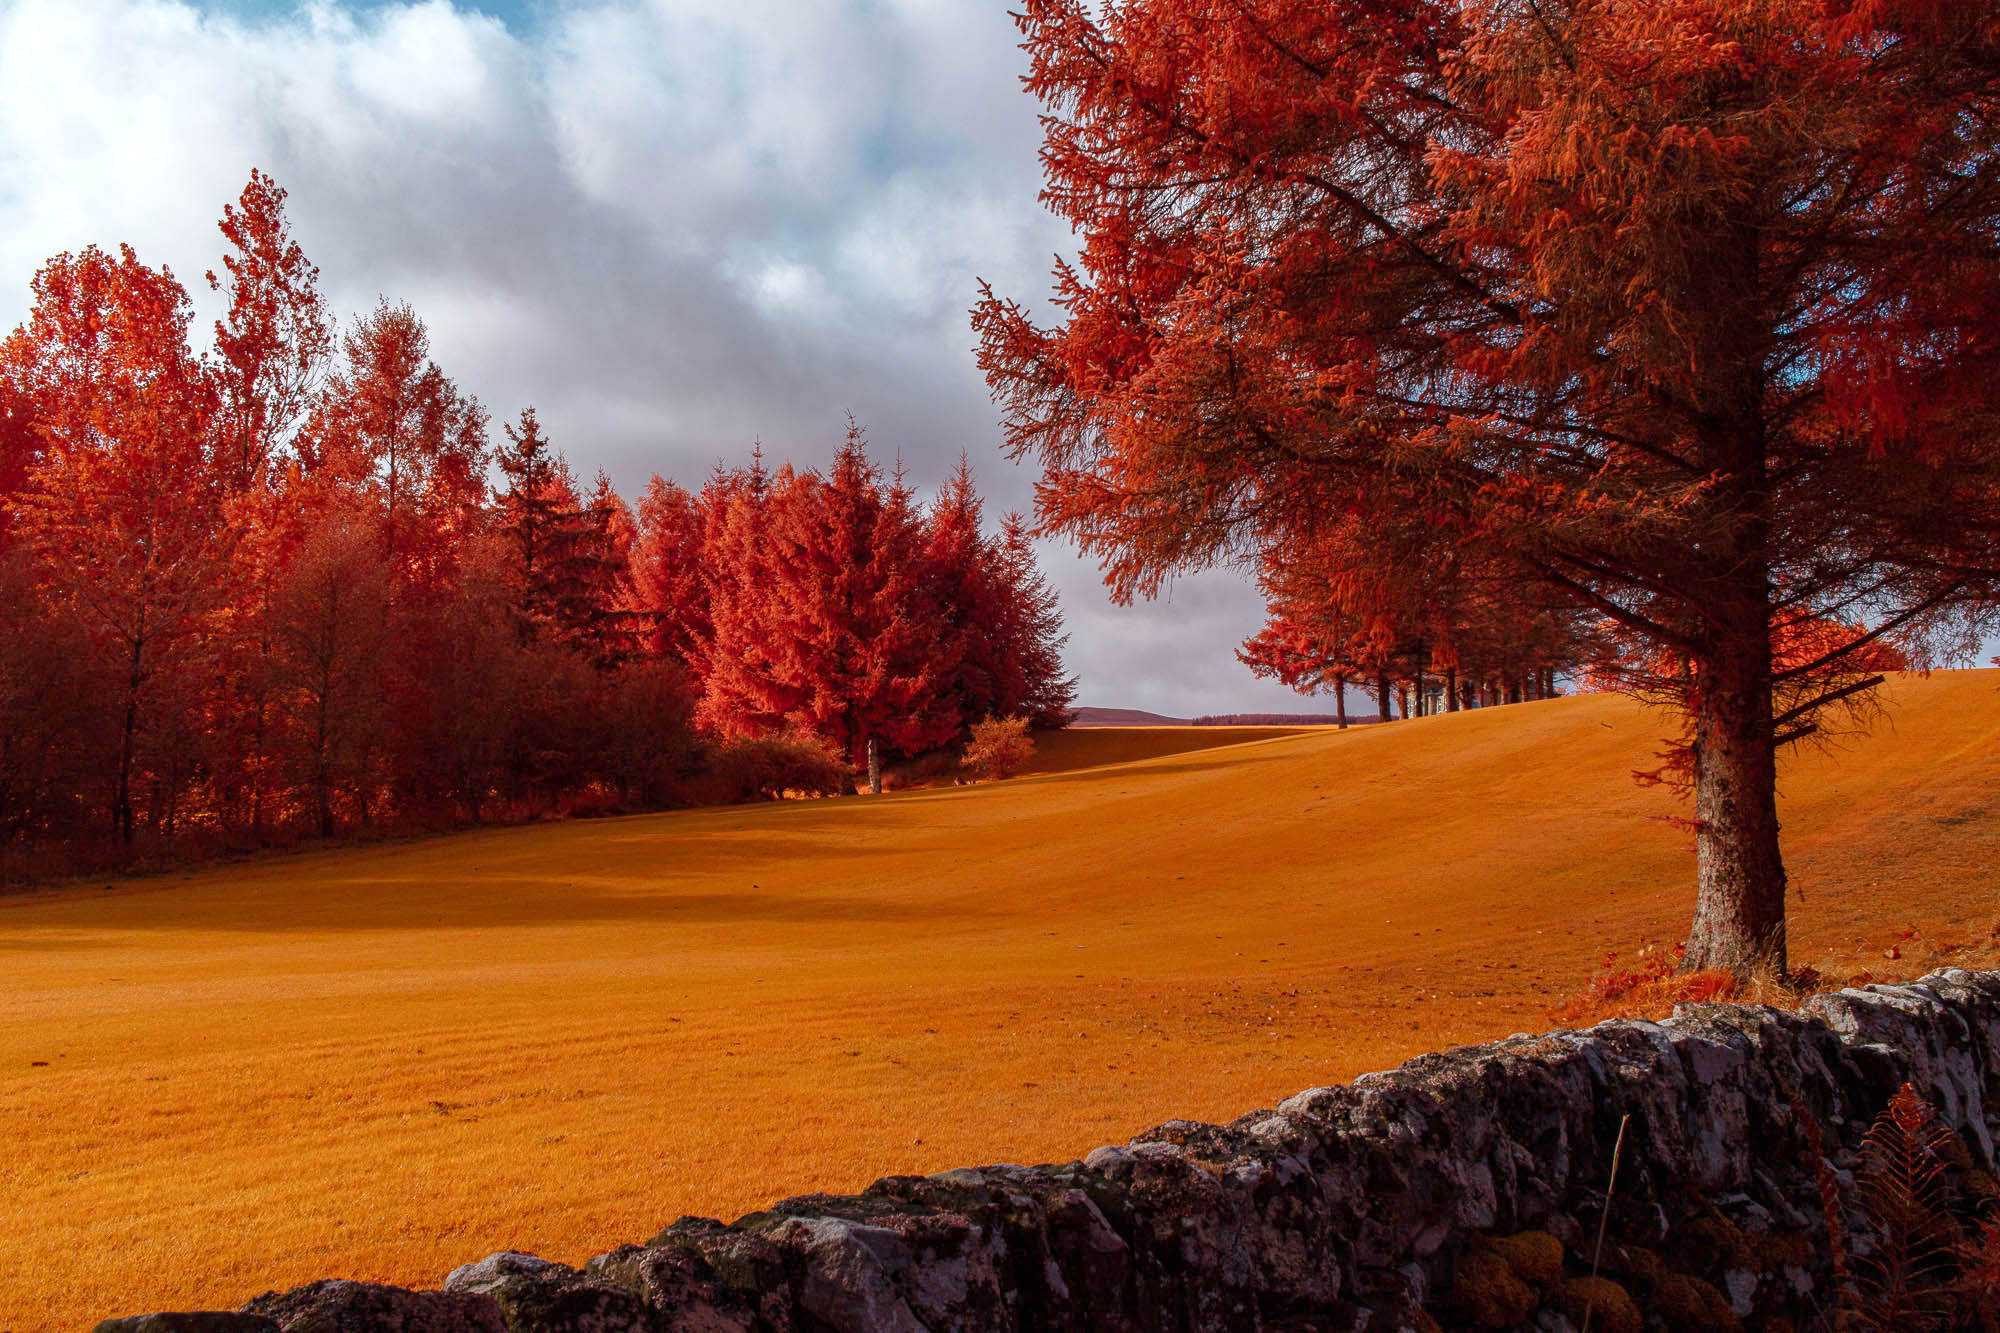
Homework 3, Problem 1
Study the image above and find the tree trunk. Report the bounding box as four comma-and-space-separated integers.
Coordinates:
867, 736, 882, 795
1445, 665, 1458, 712
1683, 627, 1788, 975
1375, 672, 1392, 724
1396, 684, 1409, 720
1334, 674, 1348, 729
116, 639, 142, 845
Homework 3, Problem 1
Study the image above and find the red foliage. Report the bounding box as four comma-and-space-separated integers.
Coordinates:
0, 173, 1077, 876
975, 0, 2000, 973
208, 168, 330, 489
694, 425, 1071, 767
1550, 946, 1741, 1024
629, 476, 709, 664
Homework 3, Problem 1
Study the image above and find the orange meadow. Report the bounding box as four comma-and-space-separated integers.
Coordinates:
4, 672, 1998, 1330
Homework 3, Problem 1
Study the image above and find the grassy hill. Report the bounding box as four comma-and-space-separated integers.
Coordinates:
3, 672, 1997, 1328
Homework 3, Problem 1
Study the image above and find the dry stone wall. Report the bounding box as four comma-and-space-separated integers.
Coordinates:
96, 969, 2000, 1332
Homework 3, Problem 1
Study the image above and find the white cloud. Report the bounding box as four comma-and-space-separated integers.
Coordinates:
0, 0, 1309, 715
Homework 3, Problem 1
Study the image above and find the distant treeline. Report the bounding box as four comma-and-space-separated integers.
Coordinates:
1191, 713, 1378, 727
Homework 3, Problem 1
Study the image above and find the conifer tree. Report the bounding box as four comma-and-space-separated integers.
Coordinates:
701, 427, 958, 788
977, 0, 2000, 972
495, 405, 577, 631
630, 476, 710, 665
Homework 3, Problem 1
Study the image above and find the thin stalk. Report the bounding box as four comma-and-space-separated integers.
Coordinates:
1582, 1114, 1631, 1333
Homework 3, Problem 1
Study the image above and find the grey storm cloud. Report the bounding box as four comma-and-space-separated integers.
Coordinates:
0, 0, 1317, 716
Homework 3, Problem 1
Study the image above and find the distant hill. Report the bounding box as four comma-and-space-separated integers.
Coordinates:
1071, 706, 1384, 727
1071, 706, 1192, 726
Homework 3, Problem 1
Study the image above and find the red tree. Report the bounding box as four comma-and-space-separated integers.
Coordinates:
629, 476, 711, 665
208, 169, 331, 489
495, 406, 583, 631
1, 245, 226, 843
0, 175, 731, 869
701, 427, 958, 789
976, 0, 2000, 973
267, 504, 393, 837
205, 171, 335, 838
924, 457, 1076, 732
307, 300, 487, 581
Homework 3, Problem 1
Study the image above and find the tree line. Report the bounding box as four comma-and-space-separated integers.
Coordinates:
1238, 519, 1587, 726
0, 172, 1072, 877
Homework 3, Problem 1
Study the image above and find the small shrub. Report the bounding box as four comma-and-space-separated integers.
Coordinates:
705, 731, 850, 803
962, 715, 1035, 781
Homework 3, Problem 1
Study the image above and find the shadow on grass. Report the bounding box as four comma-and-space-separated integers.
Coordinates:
0, 820, 1001, 938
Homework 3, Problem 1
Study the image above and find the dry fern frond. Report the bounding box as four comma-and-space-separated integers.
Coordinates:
1846, 1084, 1960, 1330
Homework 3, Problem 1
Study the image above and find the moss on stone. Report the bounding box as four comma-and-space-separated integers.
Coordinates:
1488, 1230, 1566, 1290
1556, 1275, 1642, 1333
1652, 1270, 1742, 1332
1450, 1247, 1539, 1329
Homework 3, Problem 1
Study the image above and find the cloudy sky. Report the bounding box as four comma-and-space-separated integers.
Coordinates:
0, 0, 1320, 716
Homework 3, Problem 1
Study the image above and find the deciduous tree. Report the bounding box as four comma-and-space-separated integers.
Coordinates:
208, 169, 330, 489
2, 244, 226, 843
268, 505, 392, 837
309, 300, 487, 579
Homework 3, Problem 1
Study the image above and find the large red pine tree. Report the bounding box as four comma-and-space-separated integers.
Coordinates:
976, 0, 2000, 973
702, 428, 958, 787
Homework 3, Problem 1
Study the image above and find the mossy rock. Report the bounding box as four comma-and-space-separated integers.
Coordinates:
1556, 1276, 1642, 1333
1669, 1212, 1753, 1271
1487, 1230, 1565, 1290
1652, 1270, 1742, 1332
1449, 1248, 1538, 1329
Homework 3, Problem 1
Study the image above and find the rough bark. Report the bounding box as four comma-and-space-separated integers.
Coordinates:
867, 737, 882, 796
1683, 609, 1788, 976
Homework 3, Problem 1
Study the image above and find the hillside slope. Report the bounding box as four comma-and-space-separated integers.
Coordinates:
4, 672, 1997, 1328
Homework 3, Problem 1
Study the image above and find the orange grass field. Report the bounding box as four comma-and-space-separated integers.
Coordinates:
4, 672, 2000, 1329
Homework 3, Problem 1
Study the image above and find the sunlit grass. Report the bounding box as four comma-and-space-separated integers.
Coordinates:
3, 672, 1997, 1330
